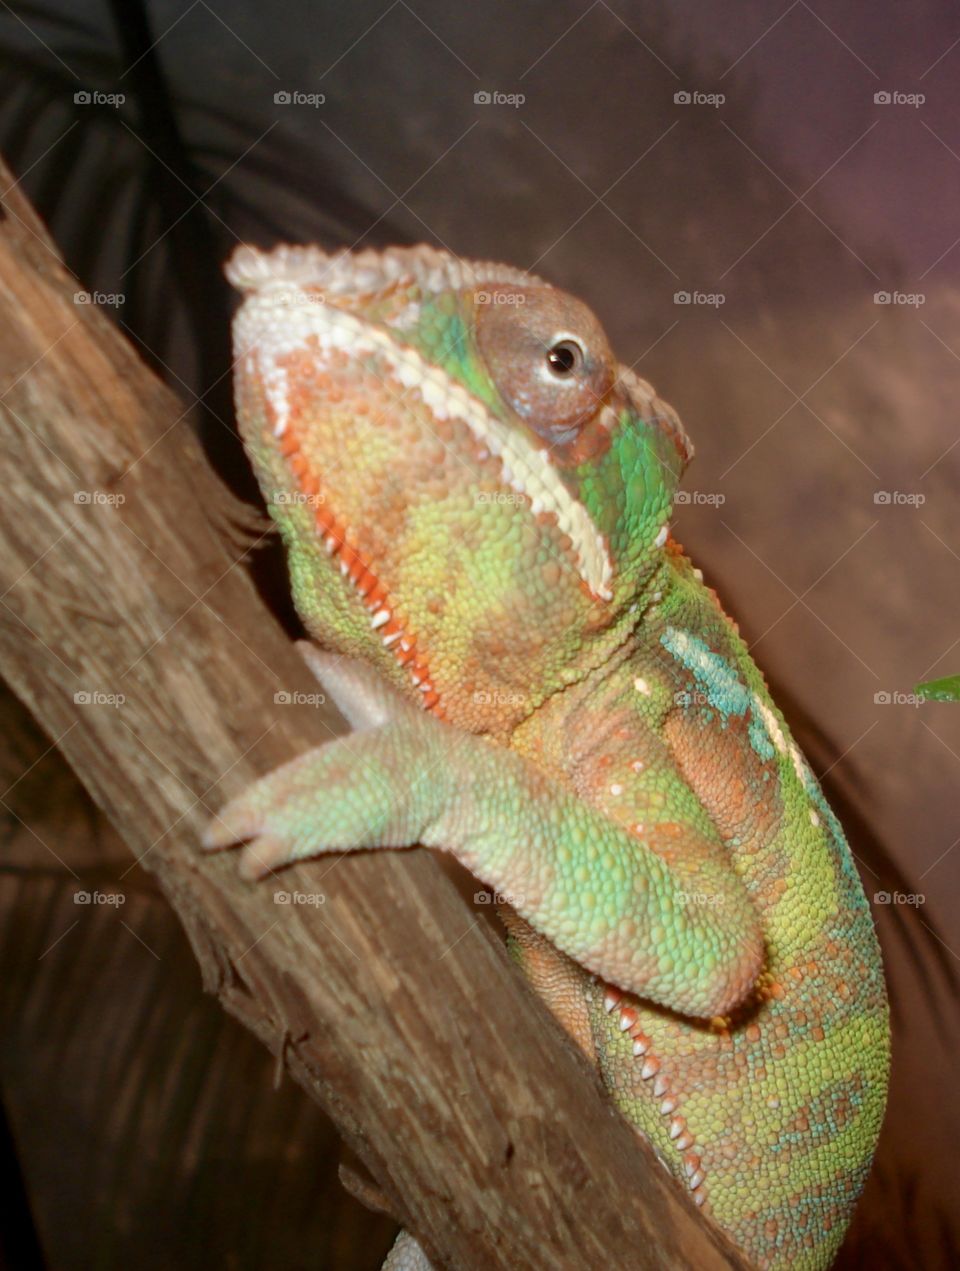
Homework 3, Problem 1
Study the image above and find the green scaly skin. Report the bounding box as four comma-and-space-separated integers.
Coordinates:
205, 244, 889, 1269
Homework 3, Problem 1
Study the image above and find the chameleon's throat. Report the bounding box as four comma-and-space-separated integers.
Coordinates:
274, 422, 446, 718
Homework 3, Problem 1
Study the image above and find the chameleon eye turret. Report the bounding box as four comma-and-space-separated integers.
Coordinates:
474, 284, 616, 443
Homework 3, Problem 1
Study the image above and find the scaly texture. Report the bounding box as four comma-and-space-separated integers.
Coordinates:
205, 243, 889, 1269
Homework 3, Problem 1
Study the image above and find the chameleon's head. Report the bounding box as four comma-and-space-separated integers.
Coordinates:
227, 244, 691, 728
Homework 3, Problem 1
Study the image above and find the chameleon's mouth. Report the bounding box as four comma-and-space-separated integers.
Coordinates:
227, 244, 615, 602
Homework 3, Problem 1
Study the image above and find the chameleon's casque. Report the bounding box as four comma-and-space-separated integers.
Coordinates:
208, 242, 890, 1270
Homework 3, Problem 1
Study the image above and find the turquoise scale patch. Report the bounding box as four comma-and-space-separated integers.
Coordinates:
660, 627, 775, 760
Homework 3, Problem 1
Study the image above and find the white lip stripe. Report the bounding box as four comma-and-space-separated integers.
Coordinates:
262, 363, 290, 436
235, 280, 614, 601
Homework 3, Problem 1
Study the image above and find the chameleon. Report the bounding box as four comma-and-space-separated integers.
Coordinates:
204, 242, 890, 1270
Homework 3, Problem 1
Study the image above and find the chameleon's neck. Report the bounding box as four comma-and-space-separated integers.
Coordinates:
506, 550, 678, 746
575, 551, 676, 685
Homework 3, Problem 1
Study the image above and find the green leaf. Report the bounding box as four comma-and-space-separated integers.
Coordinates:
916, 674, 960, 702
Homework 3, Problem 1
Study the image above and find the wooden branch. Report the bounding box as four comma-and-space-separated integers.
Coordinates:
0, 158, 747, 1271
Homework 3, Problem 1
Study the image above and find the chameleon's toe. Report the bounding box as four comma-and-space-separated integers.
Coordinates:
203, 786, 310, 878
202, 795, 265, 853
237, 834, 295, 880
203, 765, 322, 877
204, 785, 321, 879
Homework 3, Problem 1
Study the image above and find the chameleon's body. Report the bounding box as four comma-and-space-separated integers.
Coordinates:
207, 244, 889, 1269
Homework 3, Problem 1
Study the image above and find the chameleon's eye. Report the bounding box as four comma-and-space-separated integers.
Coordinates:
475, 286, 615, 443
546, 339, 584, 378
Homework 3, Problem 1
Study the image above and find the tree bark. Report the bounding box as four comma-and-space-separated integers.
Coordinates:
0, 157, 748, 1271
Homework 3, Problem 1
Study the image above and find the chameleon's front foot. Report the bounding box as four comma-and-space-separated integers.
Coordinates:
203, 654, 764, 1020
202, 691, 434, 879
202, 730, 411, 880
